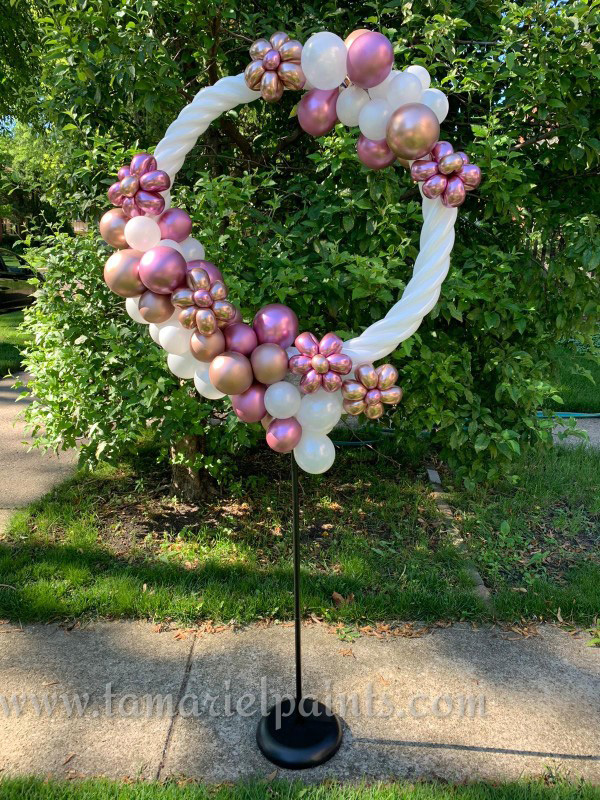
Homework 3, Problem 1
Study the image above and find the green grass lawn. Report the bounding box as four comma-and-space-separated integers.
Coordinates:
0, 778, 598, 800
0, 310, 28, 375
0, 444, 484, 626
447, 444, 600, 625
548, 343, 600, 413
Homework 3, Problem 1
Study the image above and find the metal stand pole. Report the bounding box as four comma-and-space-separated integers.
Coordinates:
255, 454, 343, 769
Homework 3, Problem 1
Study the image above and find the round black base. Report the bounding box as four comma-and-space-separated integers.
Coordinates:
256, 697, 343, 770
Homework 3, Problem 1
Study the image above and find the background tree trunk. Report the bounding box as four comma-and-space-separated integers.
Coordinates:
170, 434, 215, 504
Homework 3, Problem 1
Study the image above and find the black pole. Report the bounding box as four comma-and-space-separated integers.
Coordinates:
291, 453, 302, 704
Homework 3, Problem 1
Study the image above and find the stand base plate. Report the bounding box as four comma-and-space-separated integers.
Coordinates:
256, 697, 343, 770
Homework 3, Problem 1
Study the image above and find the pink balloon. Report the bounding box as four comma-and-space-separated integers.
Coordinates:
266, 417, 303, 453
253, 303, 299, 348
346, 31, 394, 89
186, 260, 223, 284
297, 89, 339, 137
158, 208, 193, 243
231, 382, 267, 424
224, 323, 257, 355
357, 136, 397, 170
139, 246, 187, 295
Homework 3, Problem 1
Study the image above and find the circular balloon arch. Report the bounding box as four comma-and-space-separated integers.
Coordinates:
99, 28, 482, 476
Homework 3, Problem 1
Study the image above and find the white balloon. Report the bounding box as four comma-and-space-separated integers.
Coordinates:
179, 236, 205, 262
193, 372, 226, 400
295, 388, 342, 433
406, 64, 431, 91
294, 431, 336, 475
194, 363, 211, 384
125, 296, 149, 325
167, 352, 197, 380
358, 99, 392, 141
148, 312, 178, 342
149, 323, 161, 343
420, 87, 449, 123
158, 323, 192, 355
336, 85, 369, 127
301, 32, 347, 90
368, 70, 399, 100
124, 216, 162, 251
387, 71, 423, 109
264, 381, 301, 419
159, 238, 184, 254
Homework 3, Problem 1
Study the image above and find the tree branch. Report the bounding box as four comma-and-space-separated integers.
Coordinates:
512, 124, 572, 151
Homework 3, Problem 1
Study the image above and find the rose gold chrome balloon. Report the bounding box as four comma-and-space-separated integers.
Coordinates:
300, 369, 322, 394
138, 290, 174, 322
122, 196, 141, 217
365, 388, 382, 405
263, 49, 281, 70
344, 28, 370, 48
458, 163, 482, 190
245, 60, 265, 90
209, 351, 253, 395
187, 268, 210, 291
280, 40, 303, 62
139, 170, 171, 192
328, 353, 352, 374
119, 175, 139, 197
270, 31, 290, 50
107, 182, 124, 206
357, 136, 397, 171
209, 280, 227, 301
212, 300, 236, 321
171, 287, 195, 308
224, 323, 257, 356
441, 175, 466, 207
190, 329, 225, 362
355, 364, 378, 389
130, 153, 157, 175
422, 174, 447, 199
365, 402, 384, 419
319, 332, 343, 356
454, 151, 469, 165
278, 62, 306, 90
250, 38, 271, 61
261, 71, 284, 103
261, 413, 274, 431
431, 141, 454, 161
438, 152, 465, 175
311, 353, 329, 374
178, 307, 198, 329
295, 332, 320, 357
231, 383, 267, 424
341, 380, 367, 401
139, 246, 186, 294
193, 289, 212, 308
196, 308, 218, 335
104, 249, 144, 297
117, 166, 130, 181
99, 208, 128, 248
266, 417, 303, 453
322, 371, 343, 393
297, 89, 339, 137
289, 354, 312, 375
386, 103, 440, 161
135, 190, 165, 216
251, 343, 288, 385
376, 363, 398, 390
380, 386, 403, 404
410, 160, 439, 182
343, 398, 367, 416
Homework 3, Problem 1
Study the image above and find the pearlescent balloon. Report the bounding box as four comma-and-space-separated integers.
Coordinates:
190, 329, 226, 362
124, 216, 162, 251
386, 103, 440, 160
387, 71, 423, 109
158, 208, 193, 243
125, 296, 149, 325
139, 246, 187, 294
138, 290, 174, 323
346, 31, 394, 89
253, 303, 298, 348
297, 89, 339, 137
250, 343, 288, 385
294, 431, 335, 474
158, 238, 184, 254
358, 99, 392, 141
158, 322, 193, 355
336, 85, 370, 127
266, 417, 302, 453
264, 381, 301, 419
231, 382, 267, 423
357, 135, 396, 170
193, 373, 226, 400
406, 64, 431, 90
99, 208, 128, 248
301, 32, 347, 90
420, 87, 449, 123
295, 388, 342, 433
224, 323, 257, 356
179, 237, 205, 262
167, 352, 197, 380
368, 70, 398, 100
104, 249, 144, 297
209, 351, 253, 395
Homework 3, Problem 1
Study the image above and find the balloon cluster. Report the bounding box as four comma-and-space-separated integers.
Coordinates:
410, 141, 482, 208
245, 32, 305, 102
289, 332, 352, 393
342, 363, 402, 419
108, 153, 171, 217
172, 267, 236, 334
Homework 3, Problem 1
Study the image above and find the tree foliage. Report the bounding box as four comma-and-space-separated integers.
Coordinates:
4, 0, 600, 487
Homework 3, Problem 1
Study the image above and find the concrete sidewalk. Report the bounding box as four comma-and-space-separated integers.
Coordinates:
0, 621, 597, 784
0, 373, 78, 532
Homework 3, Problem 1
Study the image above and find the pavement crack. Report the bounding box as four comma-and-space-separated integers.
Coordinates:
155, 632, 197, 780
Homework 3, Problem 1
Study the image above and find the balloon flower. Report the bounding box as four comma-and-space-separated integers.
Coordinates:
342, 363, 403, 419
410, 141, 482, 207
289, 332, 352, 393
108, 153, 171, 217
171, 267, 237, 334
244, 31, 305, 102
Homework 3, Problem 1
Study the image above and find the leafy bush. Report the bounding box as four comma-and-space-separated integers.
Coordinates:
8, 0, 600, 488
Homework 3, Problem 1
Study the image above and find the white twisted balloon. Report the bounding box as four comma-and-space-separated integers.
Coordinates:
152, 73, 457, 367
